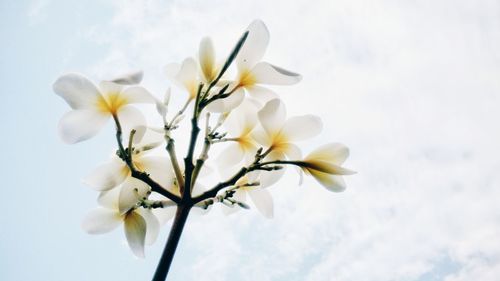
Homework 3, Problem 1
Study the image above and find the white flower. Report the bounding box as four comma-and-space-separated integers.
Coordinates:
298, 143, 356, 192
254, 98, 323, 187
234, 20, 302, 102
53, 73, 155, 144
81, 186, 160, 258
223, 172, 273, 218
83, 129, 172, 191
217, 99, 261, 172
164, 58, 199, 100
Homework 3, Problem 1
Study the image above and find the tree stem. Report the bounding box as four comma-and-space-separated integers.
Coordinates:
152, 205, 191, 281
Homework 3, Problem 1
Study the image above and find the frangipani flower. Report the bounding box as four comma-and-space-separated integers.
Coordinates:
255, 98, 323, 186
83, 135, 171, 191
199, 37, 219, 84
233, 20, 302, 102
53, 73, 155, 144
217, 99, 261, 170
224, 172, 273, 218
164, 58, 199, 100
82, 186, 160, 258
297, 143, 356, 192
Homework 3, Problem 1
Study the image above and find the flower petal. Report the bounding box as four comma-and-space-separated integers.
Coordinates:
53, 73, 102, 109
206, 88, 245, 113
124, 211, 147, 258
217, 143, 245, 170
281, 115, 323, 141
285, 143, 302, 160
121, 86, 156, 104
152, 207, 176, 226
248, 188, 274, 218
199, 36, 216, 82
251, 62, 301, 85
166, 58, 199, 99
83, 157, 129, 191
97, 187, 121, 209
109, 70, 143, 85
58, 109, 109, 144
136, 208, 160, 245
306, 143, 350, 165
99, 81, 124, 96
258, 98, 286, 136
82, 208, 122, 234
119, 177, 151, 214
245, 85, 278, 103
308, 171, 346, 192
117, 106, 147, 143
237, 20, 269, 70
137, 156, 175, 188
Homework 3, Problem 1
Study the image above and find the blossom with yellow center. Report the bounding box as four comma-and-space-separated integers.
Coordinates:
82, 186, 160, 258
217, 99, 261, 175
53, 73, 155, 144
297, 143, 356, 192
223, 172, 273, 218
253, 98, 323, 187
233, 20, 302, 103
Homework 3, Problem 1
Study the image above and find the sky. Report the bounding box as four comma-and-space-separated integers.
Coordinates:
1, 0, 500, 280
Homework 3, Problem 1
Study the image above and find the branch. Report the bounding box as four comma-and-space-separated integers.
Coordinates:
112, 115, 181, 204
183, 84, 204, 198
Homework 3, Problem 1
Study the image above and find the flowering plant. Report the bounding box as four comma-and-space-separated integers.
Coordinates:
54, 20, 354, 280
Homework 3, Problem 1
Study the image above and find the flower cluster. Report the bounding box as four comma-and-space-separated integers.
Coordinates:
54, 20, 354, 258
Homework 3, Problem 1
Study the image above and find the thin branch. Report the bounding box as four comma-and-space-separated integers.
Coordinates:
183, 84, 204, 198
112, 115, 180, 204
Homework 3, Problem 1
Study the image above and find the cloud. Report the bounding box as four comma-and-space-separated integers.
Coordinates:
80, 0, 500, 280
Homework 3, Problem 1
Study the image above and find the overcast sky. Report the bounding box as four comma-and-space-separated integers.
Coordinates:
1, 0, 500, 280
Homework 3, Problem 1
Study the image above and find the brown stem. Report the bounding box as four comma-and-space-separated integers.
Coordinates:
152, 205, 191, 281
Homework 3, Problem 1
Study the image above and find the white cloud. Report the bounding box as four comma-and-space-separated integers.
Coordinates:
80, 0, 500, 280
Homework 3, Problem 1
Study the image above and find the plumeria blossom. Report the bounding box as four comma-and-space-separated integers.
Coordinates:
83, 129, 170, 191
232, 20, 302, 103
217, 99, 261, 172
82, 186, 160, 258
53, 73, 155, 144
296, 143, 356, 192
223, 172, 273, 218
254, 98, 323, 187
164, 58, 199, 100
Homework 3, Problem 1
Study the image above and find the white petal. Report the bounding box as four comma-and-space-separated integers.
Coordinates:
109, 70, 143, 85
53, 73, 102, 109
152, 207, 176, 226
119, 177, 151, 214
217, 143, 245, 169
83, 157, 129, 191
245, 85, 278, 103
248, 188, 274, 218
97, 187, 121, 209
172, 58, 199, 98
237, 20, 269, 70
121, 86, 156, 104
137, 209, 160, 245
199, 37, 216, 82
117, 106, 147, 143
309, 171, 346, 192
137, 156, 175, 187
124, 211, 147, 258
281, 115, 323, 141
206, 88, 245, 113
58, 109, 109, 144
260, 168, 285, 188
82, 208, 122, 234
307, 143, 350, 165
251, 62, 301, 85
99, 81, 124, 95
223, 98, 259, 136
258, 98, 286, 136
285, 143, 302, 160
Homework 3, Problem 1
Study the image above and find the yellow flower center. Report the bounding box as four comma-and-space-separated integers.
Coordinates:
238, 69, 256, 87
96, 92, 128, 115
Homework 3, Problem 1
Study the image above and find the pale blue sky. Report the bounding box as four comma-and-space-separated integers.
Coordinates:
1, 0, 500, 281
